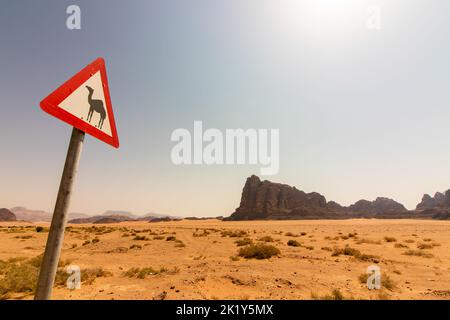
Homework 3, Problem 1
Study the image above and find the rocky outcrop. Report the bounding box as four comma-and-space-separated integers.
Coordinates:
227, 176, 409, 220
348, 197, 407, 215
415, 190, 450, 220
227, 175, 330, 220
416, 191, 450, 210
0, 208, 17, 221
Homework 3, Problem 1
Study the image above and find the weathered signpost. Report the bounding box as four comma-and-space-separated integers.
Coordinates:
35, 58, 119, 300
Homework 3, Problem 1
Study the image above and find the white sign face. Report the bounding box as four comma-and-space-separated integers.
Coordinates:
59, 71, 113, 136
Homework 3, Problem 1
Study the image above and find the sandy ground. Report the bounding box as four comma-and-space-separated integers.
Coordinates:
1, 219, 450, 300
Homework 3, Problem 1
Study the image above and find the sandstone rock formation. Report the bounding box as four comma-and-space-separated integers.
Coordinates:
227, 175, 409, 220
0, 208, 17, 221
348, 197, 407, 215
227, 175, 331, 220
416, 190, 450, 210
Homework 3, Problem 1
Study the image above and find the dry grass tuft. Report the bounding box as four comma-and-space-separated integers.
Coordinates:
258, 236, 274, 243
235, 238, 253, 247
358, 273, 396, 291
238, 244, 280, 260
311, 289, 346, 300
0, 255, 109, 299
403, 250, 434, 258
332, 246, 379, 262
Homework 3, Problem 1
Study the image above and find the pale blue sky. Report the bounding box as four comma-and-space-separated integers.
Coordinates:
1, 0, 450, 216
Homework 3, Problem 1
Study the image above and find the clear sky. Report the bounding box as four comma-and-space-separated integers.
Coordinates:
1, 0, 450, 216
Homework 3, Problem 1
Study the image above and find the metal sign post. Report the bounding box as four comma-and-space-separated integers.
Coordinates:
35, 58, 118, 299
34, 128, 85, 300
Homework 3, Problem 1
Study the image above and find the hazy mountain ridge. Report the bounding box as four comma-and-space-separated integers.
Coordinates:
4, 207, 178, 223
68, 211, 180, 224
10, 207, 90, 222
0, 208, 16, 221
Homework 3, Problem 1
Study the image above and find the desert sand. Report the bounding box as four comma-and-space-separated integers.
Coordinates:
1, 219, 449, 300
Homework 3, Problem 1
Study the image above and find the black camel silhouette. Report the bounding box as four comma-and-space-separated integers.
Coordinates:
86, 86, 106, 129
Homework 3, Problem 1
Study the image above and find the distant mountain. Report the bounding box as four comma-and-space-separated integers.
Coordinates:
6, 206, 182, 224
69, 214, 134, 224
348, 197, 407, 215
10, 207, 90, 222
69, 210, 182, 224
138, 212, 181, 221
0, 208, 17, 221
10, 207, 52, 222
101, 210, 137, 219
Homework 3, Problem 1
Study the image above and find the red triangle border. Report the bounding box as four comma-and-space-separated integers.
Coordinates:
40, 57, 119, 148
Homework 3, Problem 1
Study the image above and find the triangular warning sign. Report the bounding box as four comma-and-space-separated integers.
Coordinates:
40, 58, 119, 148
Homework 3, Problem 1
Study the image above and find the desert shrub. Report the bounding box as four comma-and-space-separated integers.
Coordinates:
133, 235, 149, 241
82, 240, 90, 246
404, 239, 415, 243
384, 236, 397, 243
285, 232, 298, 237
221, 230, 247, 238
15, 235, 34, 240
123, 266, 179, 279
431, 242, 441, 247
166, 236, 176, 241
92, 238, 100, 244
258, 236, 274, 242
422, 238, 432, 242
287, 240, 301, 247
394, 243, 408, 249
124, 267, 159, 279
358, 273, 396, 291
108, 247, 128, 253
129, 244, 142, 250
332, 247, 359, 257
417, 243, 433, 250
35, 226, 45, 233
193, 230, 210, 237
153, 236, 164, 240
235, 238, 253, 247
80, 268, 112, 285
0, 262, 37, 298
304, 245, 314, 250
332, 246, 379, 262
311, 289, 345, 300
238, 244, 280, 260
0, 255, 97, 299
300, 232, 307, 236
321, 246, 332, 251
403, 250, 434, 258
355, 238, 381, 245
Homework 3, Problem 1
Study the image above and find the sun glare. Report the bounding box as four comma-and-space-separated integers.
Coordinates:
269, 0, 370, 42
